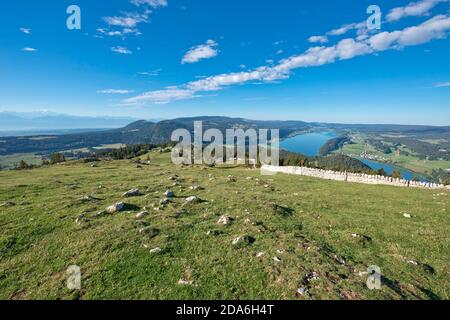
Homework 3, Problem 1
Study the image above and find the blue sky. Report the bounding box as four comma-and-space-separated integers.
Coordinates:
1, 0, 450, 125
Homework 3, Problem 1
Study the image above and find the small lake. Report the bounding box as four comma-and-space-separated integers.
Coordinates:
280, 132, 426, 181
280, 132, 337, 157
359, 159, 426, 181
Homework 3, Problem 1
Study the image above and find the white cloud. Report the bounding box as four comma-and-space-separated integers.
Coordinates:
20, 28, 31, 34
103, 12, 149, 28
124, 14, 450, 105
97, 89, 134, 94
370, 15, 450, 50
99, 0, 168, 38
181, 40, 219, 64
308, 36, 329, 43
22, 47, 37, 52
124, 88, 196, 104
130, 0, 168, 8
433, 81, 450, 87
111, 46, 133, 54
387, 0, 448, 22
97, 27, 141, 37
327, 21, 367, 37
138, 69, 162, 76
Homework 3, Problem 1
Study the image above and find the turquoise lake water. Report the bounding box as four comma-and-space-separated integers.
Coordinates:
279, 132, 337, 157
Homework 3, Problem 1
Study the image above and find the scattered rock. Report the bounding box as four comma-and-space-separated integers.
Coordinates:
403, 213, 412, 219
150, 247, 162, 254
206, 230, 223, 236
122, 189, 142, 197
232, 236, 255, 246
273, 256, 281, 263
407, 260, 418, 265
297, 287, 308, 296
217, 215, 233, 225
75, 214, 89, 225
164, 190, 175, 198
255, 252, 265, 258
190, 185, 202, 191
178, 279, 193, 286
185, 196, 201, 204
333, 255, 346, 265
168, 175, 180, 181
135, 210, 149, 219
106, 202, 125, 214
227, 175, 237, 182
303, 271, 319, 284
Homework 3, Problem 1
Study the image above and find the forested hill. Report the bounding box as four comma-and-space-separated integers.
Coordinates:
0, 117, 310, 155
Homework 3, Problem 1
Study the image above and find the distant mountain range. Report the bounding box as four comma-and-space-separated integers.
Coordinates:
1, 116, 449, 156
0, 111, 145, 132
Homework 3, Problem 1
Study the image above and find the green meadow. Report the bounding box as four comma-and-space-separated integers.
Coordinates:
0, 151, 448, 300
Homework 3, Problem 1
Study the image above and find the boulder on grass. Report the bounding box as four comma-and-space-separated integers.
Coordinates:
106, 202, 125, 214
122, 189, 142, 197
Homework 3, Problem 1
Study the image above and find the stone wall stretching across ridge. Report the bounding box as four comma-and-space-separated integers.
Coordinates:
261, 165, 450, 190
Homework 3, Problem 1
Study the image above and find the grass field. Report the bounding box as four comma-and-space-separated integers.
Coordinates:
0, 153, 42, 170
0, 151, 449, 300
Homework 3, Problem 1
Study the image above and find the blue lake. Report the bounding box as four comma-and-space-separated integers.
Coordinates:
280, 132, 337, 157
280, 132, 426, 181
359, 159, 425, 181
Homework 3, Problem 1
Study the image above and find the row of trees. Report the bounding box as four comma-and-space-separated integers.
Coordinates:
13, 153, 66, 170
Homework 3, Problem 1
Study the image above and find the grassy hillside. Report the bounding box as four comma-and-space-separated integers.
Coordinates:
0, 151, 448, 300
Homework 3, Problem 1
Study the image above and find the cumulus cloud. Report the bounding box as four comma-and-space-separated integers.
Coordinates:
103, 11, 150, 28
20, 27, 31, 34
387, 0, 448, 22
111, 46, 133, 54
123, 14, 450, 105
308, 36, 329, 43
97, 89, 134, 94
370, 14, 450, 50
181, 40, 219, 64
22, 47, 37, 52
99, 0, 168, 38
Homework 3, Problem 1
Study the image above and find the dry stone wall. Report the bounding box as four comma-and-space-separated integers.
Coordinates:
261, 165, 450, 190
